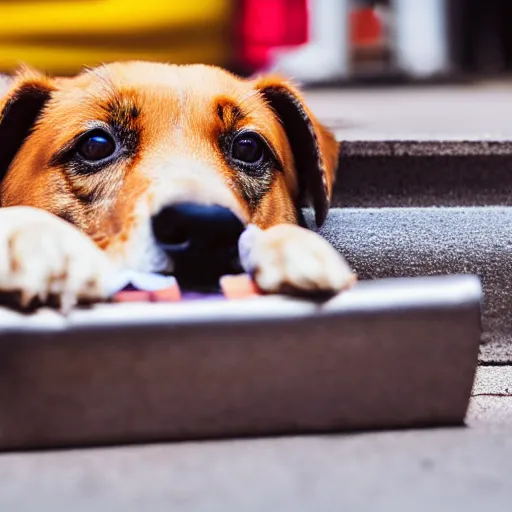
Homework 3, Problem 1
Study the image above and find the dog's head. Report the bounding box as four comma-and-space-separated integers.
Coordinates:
0, 62, 339, 283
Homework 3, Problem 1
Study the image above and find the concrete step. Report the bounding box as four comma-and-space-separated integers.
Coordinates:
319, 194, 511, 362
305, 82, 512, 209
302, 83, 512, 363
310, 206, 512, 363
335, 143, 512, 208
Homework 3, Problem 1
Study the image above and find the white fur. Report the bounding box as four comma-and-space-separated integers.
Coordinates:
107, 199, 170, 274
0, 206, 115, 311
239, 224, 356, 294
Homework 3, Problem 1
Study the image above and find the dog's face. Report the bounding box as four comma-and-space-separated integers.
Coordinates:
0, 62, 338, 277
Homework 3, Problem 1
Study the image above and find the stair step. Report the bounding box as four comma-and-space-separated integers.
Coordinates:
306, 207, 512, 363
335, 145, 512, 208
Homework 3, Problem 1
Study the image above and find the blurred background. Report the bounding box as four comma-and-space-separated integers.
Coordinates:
0, 0, 512, 85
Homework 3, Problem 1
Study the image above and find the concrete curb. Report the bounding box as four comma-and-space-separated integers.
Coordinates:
307, 207, 512, 363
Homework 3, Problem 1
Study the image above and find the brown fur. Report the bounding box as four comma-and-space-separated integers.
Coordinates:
0, 61, 339, 268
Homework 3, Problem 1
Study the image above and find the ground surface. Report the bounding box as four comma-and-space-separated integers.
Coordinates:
0, 367, 509, 512
305, 81, 512, 141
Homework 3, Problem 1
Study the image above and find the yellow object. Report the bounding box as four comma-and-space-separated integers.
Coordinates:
0, 0, 233, 75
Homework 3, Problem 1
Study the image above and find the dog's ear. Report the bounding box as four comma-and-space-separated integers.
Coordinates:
0, 67, 56, 182
254, 76, 339, 226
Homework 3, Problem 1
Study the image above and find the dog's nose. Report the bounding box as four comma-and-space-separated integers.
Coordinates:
151, 203, 245, 287
152, 203, 244, 248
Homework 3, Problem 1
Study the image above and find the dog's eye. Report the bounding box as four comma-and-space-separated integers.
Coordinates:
77, 131, 115, 161
231, 133, 265, 164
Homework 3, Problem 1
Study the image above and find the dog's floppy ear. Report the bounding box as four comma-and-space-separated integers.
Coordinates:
255, 76, 339, 226
0, 67, 56, 183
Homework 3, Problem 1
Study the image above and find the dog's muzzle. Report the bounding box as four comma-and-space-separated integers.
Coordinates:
151, 202, 245, 288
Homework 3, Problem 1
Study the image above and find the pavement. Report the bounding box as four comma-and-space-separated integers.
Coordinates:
0, 368, 509, 512
304, 81, 512, 142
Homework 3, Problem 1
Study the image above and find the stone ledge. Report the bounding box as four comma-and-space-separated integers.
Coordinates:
340, 140, 512, 157
472, 367, 512, 397
306, 207, 512, 363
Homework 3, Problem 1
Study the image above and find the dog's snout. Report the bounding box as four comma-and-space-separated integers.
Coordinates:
151, 203, 245, 287
152, 203, 244, 248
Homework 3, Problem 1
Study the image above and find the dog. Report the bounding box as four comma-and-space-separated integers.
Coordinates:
0, 61, 355, 310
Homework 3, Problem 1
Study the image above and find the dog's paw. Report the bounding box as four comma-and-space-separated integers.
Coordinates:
238, 224, 356, 295
0, 206, 115, 311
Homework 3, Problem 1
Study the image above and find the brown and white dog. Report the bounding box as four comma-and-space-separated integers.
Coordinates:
0, 61, 355, 309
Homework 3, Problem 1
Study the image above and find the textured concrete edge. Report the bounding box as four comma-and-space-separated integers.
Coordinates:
303, 208, 511, 363
472, 367, 512, 396
338, 140, 512, 157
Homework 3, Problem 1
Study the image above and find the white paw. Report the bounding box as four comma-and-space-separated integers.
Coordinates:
0, 206, 115, 311
239, 224, 356, 295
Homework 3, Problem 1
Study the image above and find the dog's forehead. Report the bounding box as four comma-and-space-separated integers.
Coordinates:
70, 62, 257, 105
45, 62, 273, 139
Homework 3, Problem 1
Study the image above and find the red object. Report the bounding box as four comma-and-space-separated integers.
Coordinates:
220, 274, 261, 299
237, 0, 309, 71
114, 290, 152, 303
350, 8, 382, 46
150, 285, 182, 303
